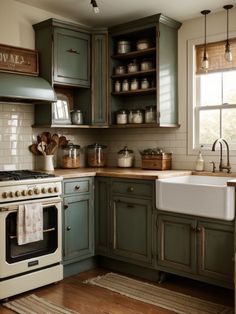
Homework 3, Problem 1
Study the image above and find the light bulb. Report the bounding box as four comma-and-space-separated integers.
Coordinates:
201, 54, 209, 71
93, 6, 100, 14
225, 44, 233, 62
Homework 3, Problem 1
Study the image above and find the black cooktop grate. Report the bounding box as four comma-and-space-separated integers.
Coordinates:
0, 170, 55, 181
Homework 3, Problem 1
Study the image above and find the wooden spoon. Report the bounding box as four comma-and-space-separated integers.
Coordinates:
52, 133, 59, 145
37, 141, 47, 156
45, 139, 57, 155
29, 143, 40, 155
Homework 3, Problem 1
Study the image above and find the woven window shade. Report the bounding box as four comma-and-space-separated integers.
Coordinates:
196, 38, 236, 74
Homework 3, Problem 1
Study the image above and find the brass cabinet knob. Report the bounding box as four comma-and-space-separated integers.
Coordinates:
127, 186, 134, 192
75, 185, 80, 190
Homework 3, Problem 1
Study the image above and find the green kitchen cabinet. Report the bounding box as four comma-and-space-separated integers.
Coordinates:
95, 177, 155, 268
63, 177, 94, 263
108, 14, 181, 127
157, 211, 234, 288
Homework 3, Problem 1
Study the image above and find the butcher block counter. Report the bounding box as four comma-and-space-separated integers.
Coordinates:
53, 168, 192, 180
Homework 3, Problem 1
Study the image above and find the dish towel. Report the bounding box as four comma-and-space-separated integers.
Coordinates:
17, 203, 43, 245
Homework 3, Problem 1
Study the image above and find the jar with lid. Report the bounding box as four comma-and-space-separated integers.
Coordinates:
127, 60, 138, 73
114, 80, 121, 92
60, 143, 80, 168
116, 110, 128, 124
145, 105, 156, 123
71, 109, 83, 125
140, 59, 153, 71
132, 109, 144, 124
122, 79, 129, 92
115, 65, 126, 75
117, 40, 131, 54
130, 78, 139, 91
117, 146, 134, 168
128, 110, 134, 123
141, 78, 150, 89
87, 143, 107, 167
136, 39, 151, 50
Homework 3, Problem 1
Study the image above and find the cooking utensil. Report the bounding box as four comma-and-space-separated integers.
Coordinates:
37, 141, 47, 156
45, 140, 58, 155
52, 133, 59, 145
29, 143, 40, 155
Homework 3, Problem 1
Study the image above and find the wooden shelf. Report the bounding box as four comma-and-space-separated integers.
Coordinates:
111, 69, 156, 79
112, 87, 156, 96
32, 124, 109, 129
112, 47, 156, 60
110, 123, 180, 128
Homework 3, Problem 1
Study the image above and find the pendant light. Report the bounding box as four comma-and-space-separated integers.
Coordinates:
201, 10, 211, 71
90, 0, 100, 14
223, 4, 233, 62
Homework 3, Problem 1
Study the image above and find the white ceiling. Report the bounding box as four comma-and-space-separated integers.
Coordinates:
15, 0, 236, 27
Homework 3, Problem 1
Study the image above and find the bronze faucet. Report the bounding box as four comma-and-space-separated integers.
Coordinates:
211, 138, 231, 173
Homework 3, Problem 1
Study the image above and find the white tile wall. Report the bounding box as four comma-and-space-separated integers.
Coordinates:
0, 103, 236, 173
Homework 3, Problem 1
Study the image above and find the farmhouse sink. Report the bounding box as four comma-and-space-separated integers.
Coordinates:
156, 175, 235, 220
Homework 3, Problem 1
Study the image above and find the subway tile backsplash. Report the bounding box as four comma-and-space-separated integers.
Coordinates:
0, 103, 236, 172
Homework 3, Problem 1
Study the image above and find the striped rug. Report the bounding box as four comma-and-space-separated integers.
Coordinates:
3, 294, 79, 314
84, 272, 234, 314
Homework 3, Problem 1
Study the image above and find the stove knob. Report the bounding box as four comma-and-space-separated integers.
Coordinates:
54, 186, 59, 193
15, 191, 21, 197
9, 191, 14, 198
34, 188, 40, 195
41, 188, 47, 194
2, 192, 8, 198
48, 187, 54, 193
28, 189, 33, 196
22, 190, 27, 196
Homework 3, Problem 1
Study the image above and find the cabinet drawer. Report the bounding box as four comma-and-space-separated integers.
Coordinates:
112, 180, 153, 197
64, 178, 92, 195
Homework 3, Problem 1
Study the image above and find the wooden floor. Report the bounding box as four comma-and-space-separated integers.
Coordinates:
0, 268, 234, 314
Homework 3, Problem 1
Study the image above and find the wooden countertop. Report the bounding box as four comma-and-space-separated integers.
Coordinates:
52, 168, 192, 180
51, 168, 236, 186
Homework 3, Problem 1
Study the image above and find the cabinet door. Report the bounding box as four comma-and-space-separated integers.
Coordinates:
91, 33, 108, 125
53, 27, 90, 87
95, 177, 110, 255
63, 194, 94, 262
197, 220, 234, 284
111, 196, 153, 267
157, 214, 197, 273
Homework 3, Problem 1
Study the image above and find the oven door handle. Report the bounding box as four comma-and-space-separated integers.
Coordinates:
9, 227, 56, 239
0, 197, 62, 212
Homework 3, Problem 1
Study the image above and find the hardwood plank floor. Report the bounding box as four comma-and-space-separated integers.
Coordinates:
0, 268, 234, 314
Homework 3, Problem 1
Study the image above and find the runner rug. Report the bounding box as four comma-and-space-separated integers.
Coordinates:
84, 272, 234, 314
3, 294, 79, 314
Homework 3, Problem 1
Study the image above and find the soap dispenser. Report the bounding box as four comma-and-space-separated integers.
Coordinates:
195, 151, 204, 171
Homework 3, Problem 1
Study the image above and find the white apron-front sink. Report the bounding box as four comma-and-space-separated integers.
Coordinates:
156, 175, 235, 220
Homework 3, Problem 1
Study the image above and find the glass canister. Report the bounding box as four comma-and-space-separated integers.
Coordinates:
116, 110, 128, 124
127, 59, 139, 73
145, 105, 157, 123
117, 146, 134, 168
132, 109, 144, 123
130, 78, 139, 91
87, 143, 107, 167
60, 143, 80, 168
71, 110, 83, 125
114, 80, 121, 92
122, 79, 129, 92
141, 78, 150, 89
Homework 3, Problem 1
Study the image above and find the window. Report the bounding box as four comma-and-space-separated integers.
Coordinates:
188, 36, 236, 153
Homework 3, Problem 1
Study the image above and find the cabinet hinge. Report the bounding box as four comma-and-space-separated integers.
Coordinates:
156, 30, 160, 38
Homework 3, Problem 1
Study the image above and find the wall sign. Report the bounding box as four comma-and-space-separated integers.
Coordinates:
0, 44, 38, 76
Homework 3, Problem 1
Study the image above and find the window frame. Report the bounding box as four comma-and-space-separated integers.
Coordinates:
187, 31, 236, 156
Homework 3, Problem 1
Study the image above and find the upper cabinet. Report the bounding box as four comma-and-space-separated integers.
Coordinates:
108, 14, 181, 127
33, 18, 91, 88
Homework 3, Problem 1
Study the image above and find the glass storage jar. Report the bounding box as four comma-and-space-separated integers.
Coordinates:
141, 78, 150, 89
71, 109, 83, 125
117, 40, 131, 54
87, 143, 107, 167
132, 109, 144, 124
130, 78, 139, 91
122, 79, 129, 92
60, 143, 80, 168
117, 146, 134, 168
114, 80, 121, 92
127, 60, 138, 73
116, 110, 128, 124
145, 105, 156, 123
115, 65, 126, 75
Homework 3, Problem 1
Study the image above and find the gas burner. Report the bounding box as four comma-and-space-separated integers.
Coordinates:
0, 170, 55, 181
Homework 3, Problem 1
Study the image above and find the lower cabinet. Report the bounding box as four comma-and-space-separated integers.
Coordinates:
63, 177, 94, 264
157, 212, 234, 287
95, 177, 155, 268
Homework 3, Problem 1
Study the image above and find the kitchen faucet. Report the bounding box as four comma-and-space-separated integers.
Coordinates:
211, 138, 231, 173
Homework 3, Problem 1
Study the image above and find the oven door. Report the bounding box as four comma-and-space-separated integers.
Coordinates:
0, 197, 62, 278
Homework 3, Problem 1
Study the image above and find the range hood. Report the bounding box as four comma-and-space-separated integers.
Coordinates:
0, 72, 57, 104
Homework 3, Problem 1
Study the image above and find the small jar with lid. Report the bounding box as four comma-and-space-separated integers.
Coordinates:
140, 59, 153, 71
128, 110, 134, 123
114, 80, 121, 92
141, 78, 150, 89
117, 40, 131, 54
116, 110, 128, 124
71, 109, 83, 125
115, 65, 126, 75
132, 109, 144, 124
117, 146, 134, 168
127, 60, 139, 73
122, 79, 129, 92
60, 143, 80, 168
87, 143, 107, 167
130, 78, 139, 91
145, 105, 156, 123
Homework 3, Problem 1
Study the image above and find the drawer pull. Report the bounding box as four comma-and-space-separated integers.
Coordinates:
127, 186, 134, 192
127, 204, 134, 208
67, 48, 80, 54
75, 185, 80, 190
64, 204, 68, 210
67, 226, 71, 231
